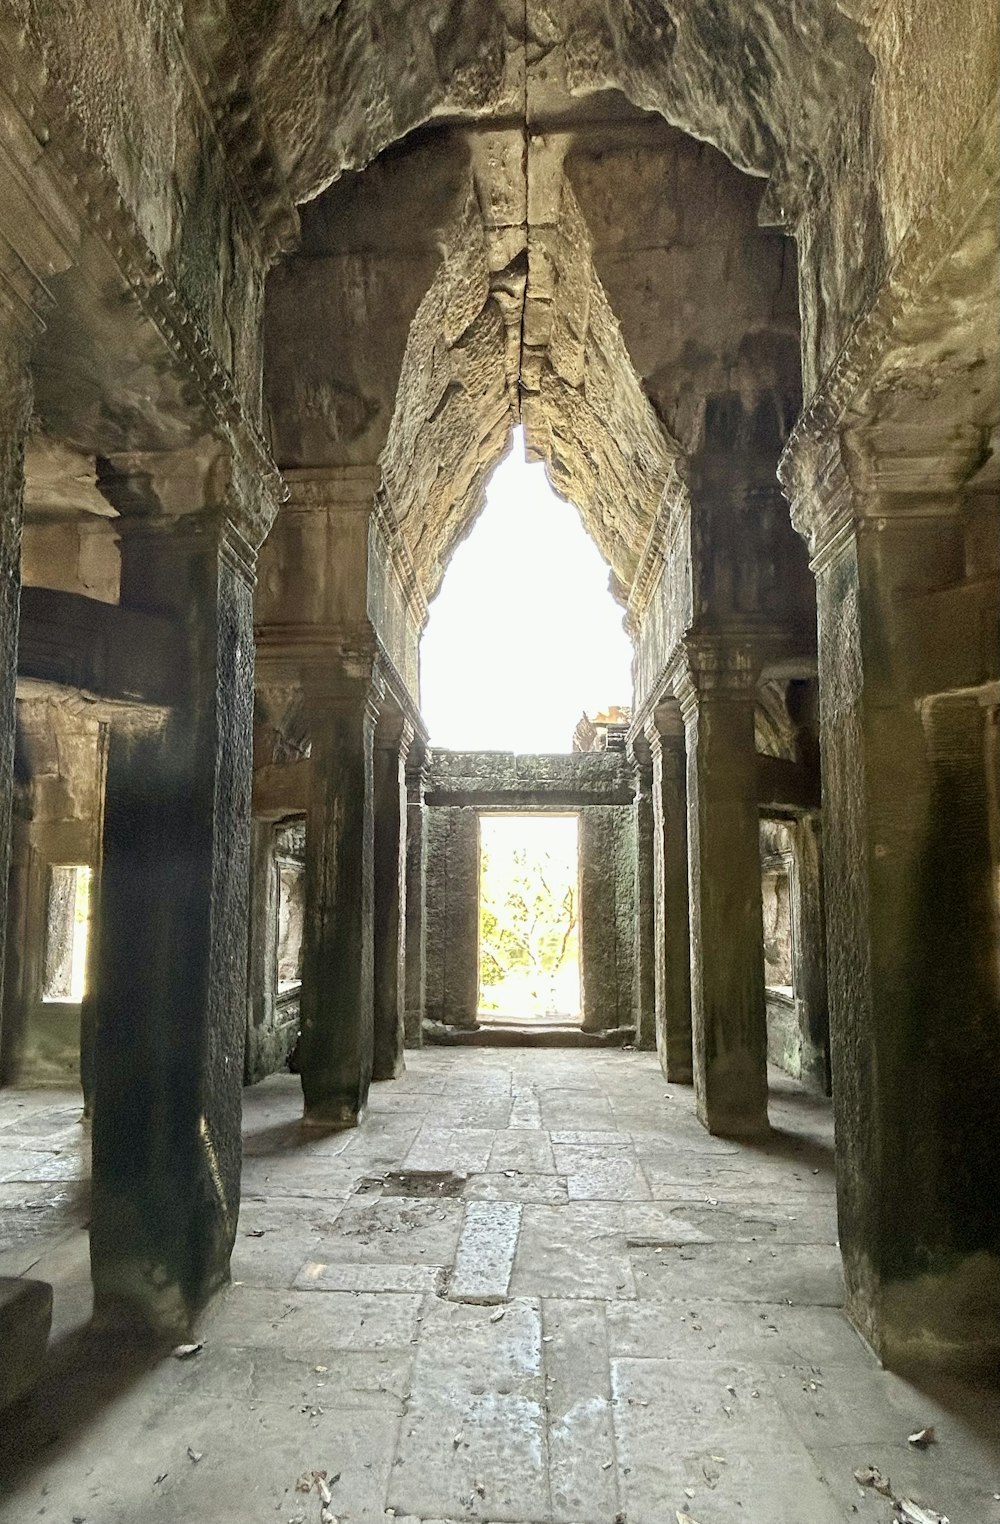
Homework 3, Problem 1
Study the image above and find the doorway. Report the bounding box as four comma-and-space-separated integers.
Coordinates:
477, 813, 580, 1023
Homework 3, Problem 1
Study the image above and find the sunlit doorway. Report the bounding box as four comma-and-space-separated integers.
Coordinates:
478, 814, 580, 1023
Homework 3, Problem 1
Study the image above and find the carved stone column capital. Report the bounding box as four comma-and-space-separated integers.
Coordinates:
674, 636, 763, 724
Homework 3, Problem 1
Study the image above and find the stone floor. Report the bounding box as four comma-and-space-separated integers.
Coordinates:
0, 1049, 997, 1523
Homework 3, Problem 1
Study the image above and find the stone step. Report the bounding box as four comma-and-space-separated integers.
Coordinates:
0, 1277, 52, 1410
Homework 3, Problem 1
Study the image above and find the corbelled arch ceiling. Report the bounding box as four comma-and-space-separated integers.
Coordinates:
239, 0, 871, 206
264, 83, 803, 601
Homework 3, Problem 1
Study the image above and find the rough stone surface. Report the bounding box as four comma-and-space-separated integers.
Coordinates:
0, 0, 996, 1395
2, 1054, 998, 1523
0, 1275, 51, 1409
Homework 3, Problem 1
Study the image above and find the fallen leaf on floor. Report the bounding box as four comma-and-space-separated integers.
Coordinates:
892, 1501, 950, 1524
489, 1307, 505, 1322
171, 1342, 203, 1360
854, 1465, 893, 1496
245, 1228, 266, 1238
186, 1447, 202, 1463
676, 1512, 703, 1524
154, 1473, 168, 1485
295, 1470, 328, 1495
908, 1426, 936, 1448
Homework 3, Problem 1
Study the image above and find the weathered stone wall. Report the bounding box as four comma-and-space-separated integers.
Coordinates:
3, 0, 282, 417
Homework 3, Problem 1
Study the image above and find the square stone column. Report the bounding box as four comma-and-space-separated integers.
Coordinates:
786, 430, 1000, 1371
298, 676, 380, 1127
88, 511, 257, 1337
644, 707, 693, 1084
372, 712, 413, 1081
424, 805, 481, 1030
404, 754, 429, 1046
629, 740, 656, 1050
579, 806, 636, 1034
677, 639, 769, 1137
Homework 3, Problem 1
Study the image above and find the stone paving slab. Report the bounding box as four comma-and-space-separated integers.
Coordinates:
541, 1299, 620, 1524
0, 1051, 996, 1524
449, 1201, 522, 1302
294, 1260, 447, 1294
404, 1127, 496, 1173
463, 1172, 569, 1205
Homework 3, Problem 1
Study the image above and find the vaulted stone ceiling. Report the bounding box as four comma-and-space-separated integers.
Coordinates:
264, 87, 801, 597
239, 0, 870, 205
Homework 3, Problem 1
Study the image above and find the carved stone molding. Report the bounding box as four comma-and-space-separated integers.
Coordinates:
0, 30, 283, 527
626, 463, 690, 624
780, 97, 998, 502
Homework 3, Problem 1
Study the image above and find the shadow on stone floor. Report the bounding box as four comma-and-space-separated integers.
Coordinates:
0, 1322, 169, 1497
748, 1124, 836, 1176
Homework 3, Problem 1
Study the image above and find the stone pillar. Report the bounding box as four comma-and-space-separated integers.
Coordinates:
372, 713, 412, 1081
786, 431, 1000, 1371
790, 812, 829, 1094
644, 708, 693, 1083
629, 741, 656, 1050
89, 513, 256, 1337
0, 332, 32, 1053
424, 806, 480, 1029
404, 754, 428, 1046
298, 678, 379, 1126
678, 640, 769, 1137
579, 806, 635, 1034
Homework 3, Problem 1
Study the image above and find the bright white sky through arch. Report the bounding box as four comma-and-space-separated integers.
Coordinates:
420, 428, 634, 753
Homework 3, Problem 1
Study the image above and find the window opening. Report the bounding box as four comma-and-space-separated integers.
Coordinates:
276, 860, 305, 992
478, 814, 580, 1020
42, 864, 93, 1003
762, 863, 794, 994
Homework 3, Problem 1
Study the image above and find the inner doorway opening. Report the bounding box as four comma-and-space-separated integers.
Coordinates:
478, 814, 580, 1023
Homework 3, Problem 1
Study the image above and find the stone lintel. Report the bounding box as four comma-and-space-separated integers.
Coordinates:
252, 757, 311, 819
425, 749, 635, 808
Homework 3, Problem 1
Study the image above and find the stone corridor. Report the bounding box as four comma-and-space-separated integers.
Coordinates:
1, 1049, 997, 1524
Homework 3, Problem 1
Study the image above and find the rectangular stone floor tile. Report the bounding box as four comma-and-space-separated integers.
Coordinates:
629, 1240, 845, 1306
510, 1203, 637, 1301
449, 1200, 523, 1302
390, 1390, 549, 1523
542, 1299, 620, 1524
555, 1146, 652, 1201
391, 1297, 546, 1518
540, 1098, 619, 1132
294, 1260, 446, 1293
610, 1357, 844, 1524
404, 1127, 496, 1173
431, 1099, 515, 1130
604, 1297, 868, 1369
550, 1130, 632, 1147
413, 1295, 542, 1386
463, 1172, 569, 1205
487, 1130, 556, 1173
200, 1284, 423, 1350
509, 1088, 542, 1128
312, 1195, 464, 1266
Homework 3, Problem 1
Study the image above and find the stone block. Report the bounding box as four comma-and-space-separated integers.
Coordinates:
0, 1276, 52, 1409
